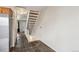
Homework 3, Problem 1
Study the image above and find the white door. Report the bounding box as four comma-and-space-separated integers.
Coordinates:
0, 14, 9, 52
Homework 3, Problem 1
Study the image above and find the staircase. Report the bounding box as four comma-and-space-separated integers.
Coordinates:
27, 10, 39, 35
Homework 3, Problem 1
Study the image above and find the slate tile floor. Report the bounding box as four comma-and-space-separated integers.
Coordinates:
12, 33, 55, 52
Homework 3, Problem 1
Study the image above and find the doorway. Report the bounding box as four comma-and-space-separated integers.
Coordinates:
17, 20, 26, 33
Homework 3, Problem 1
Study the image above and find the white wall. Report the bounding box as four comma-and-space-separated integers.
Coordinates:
32, 7, 79, 52
10, 7, 17, 47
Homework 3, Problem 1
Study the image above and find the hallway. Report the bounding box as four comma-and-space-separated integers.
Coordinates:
1, 6, 79, 52
12, 33, 55, 52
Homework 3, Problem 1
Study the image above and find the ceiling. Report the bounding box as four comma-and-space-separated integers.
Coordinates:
23, 6, 48, 11
2, 6, 48, 12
